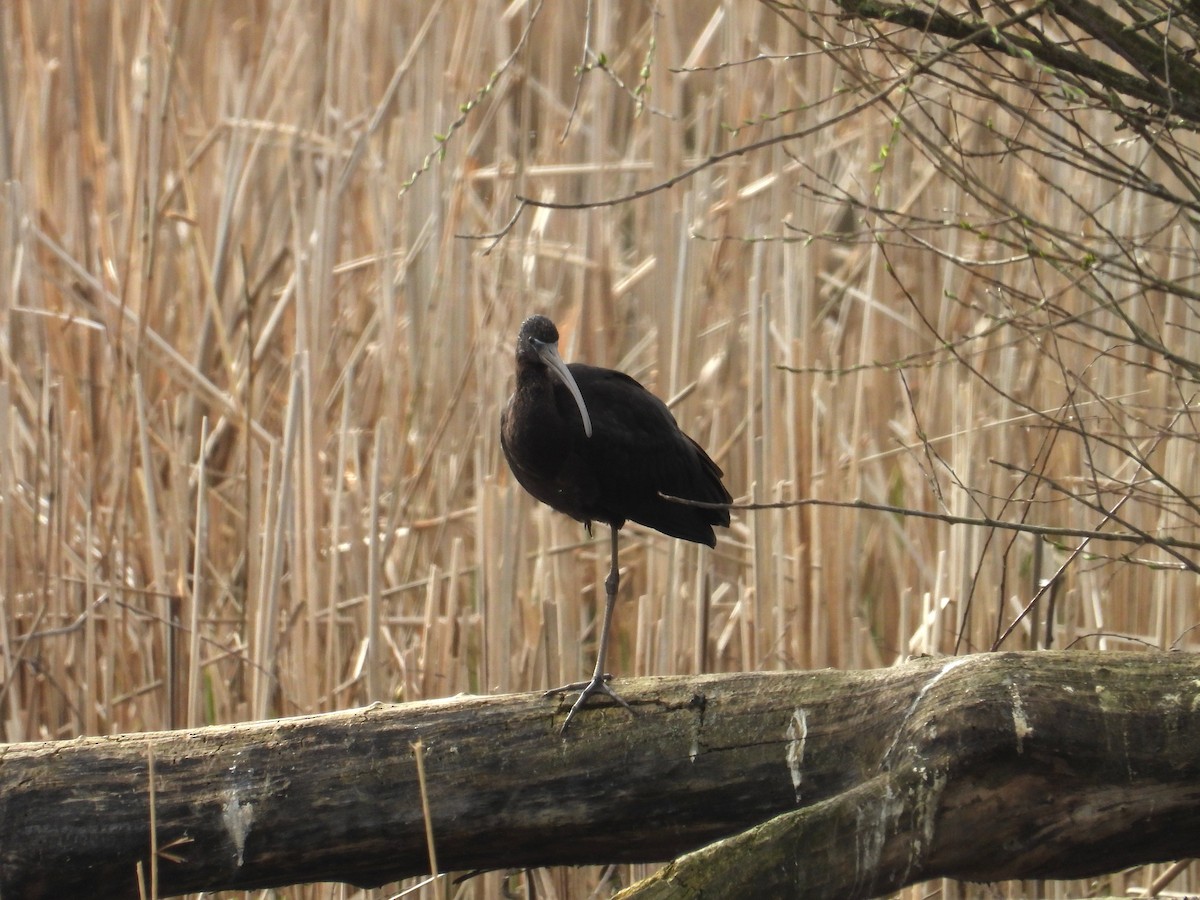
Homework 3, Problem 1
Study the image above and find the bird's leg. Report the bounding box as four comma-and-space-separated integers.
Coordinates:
544, 525, 634, 732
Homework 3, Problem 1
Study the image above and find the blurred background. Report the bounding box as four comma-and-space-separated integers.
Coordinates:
2, 1, 1198, 897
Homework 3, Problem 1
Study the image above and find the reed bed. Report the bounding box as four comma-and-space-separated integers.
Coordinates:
1, 2, 1197, 898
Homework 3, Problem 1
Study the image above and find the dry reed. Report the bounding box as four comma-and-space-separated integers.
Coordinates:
1, 2, 1197, 898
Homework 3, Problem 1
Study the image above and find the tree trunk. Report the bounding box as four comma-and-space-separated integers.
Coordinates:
2, 651, 1199, 899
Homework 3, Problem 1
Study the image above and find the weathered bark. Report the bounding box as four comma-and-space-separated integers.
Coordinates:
618, 652, 1200, 898
2, 652, 1198, 899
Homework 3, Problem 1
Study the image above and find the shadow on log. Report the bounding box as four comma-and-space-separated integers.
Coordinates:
2, 651, 1199, 899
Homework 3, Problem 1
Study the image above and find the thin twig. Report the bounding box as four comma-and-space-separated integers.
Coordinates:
515, 2, 1051, 211
660, 492, 1200, 552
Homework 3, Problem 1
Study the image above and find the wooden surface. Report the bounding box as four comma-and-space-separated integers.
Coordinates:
3, 652, 1199, 899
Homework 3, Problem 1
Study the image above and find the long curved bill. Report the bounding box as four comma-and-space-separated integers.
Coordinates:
537, 341, 593, 438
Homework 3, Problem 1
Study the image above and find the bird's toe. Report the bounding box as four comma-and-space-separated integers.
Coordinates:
548, 674, 634, 733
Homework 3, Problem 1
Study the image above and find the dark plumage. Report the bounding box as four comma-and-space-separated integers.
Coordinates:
501, 314, 731, 732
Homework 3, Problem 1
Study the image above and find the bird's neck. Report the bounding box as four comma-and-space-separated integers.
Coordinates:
515, 364, 552, 391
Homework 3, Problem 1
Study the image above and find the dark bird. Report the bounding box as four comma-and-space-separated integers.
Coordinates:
501, 314, 731, 732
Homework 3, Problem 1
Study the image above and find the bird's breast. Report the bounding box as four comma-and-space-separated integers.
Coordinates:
502, 386, 602, 524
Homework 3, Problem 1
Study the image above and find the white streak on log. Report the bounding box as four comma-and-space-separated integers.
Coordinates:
785, 708, 808, 803
908, 765, 946, 879
223, 792, 255, 867
883, 656, 972, 765
1009, 681, 1033, 753
854, 780, 905, 897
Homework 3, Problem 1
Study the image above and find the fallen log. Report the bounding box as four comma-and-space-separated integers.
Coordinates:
2, 651, 1198, 899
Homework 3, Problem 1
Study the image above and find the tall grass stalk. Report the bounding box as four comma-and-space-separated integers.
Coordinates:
2, 3, 1197, 897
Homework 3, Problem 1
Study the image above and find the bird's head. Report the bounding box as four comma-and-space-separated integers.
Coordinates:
515, 315, 593, 438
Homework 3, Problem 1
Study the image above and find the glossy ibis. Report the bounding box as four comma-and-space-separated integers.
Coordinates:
501, 315, 731, 732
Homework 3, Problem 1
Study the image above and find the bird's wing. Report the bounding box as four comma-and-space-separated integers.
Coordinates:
567, 365, 729, 538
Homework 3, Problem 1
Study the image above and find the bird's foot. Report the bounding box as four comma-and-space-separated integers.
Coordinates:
544, 674, 634, 733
